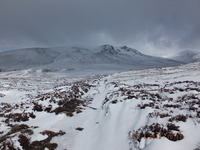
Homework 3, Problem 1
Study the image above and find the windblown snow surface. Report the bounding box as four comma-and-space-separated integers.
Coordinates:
0, 62, 200, 150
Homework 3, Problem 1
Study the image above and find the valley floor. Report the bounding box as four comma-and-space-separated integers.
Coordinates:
0, 62, 200, 150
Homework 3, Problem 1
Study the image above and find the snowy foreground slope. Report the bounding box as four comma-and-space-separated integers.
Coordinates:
0, 62, 200, 150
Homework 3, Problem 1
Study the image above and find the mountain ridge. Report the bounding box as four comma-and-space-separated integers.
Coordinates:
0, 45, 182, 75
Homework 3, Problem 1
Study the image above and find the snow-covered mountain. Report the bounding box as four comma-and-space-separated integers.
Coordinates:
0, 62, 200, 150
0, 48, 59, 71
0, 45, 181, 75
171, 50, 200, 63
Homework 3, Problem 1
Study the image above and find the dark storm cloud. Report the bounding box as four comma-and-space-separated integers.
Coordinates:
0, 0, 200, 56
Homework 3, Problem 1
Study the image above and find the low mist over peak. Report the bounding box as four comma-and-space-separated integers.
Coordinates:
171, 50, 200, 63
0, 0, 199, 56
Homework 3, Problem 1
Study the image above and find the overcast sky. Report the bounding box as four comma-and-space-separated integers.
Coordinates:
0, 0, 200, 56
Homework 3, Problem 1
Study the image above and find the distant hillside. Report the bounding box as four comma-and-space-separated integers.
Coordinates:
171, 50, 200, 63
0, 45, 181, 75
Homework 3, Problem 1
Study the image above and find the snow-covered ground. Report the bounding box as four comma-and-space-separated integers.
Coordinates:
0, 62, 200, 150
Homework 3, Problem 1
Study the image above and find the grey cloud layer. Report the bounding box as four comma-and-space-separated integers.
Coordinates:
0, 0, 199, 55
